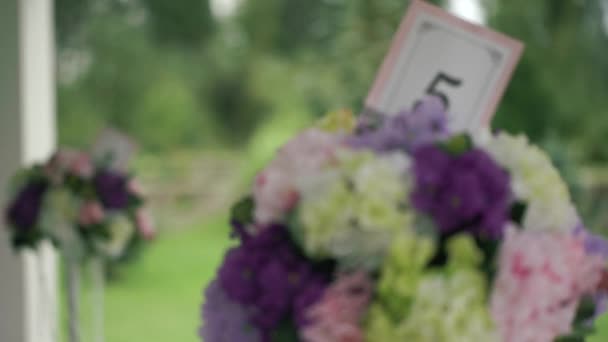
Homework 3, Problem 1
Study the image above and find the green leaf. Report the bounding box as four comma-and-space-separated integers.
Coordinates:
438, 134, 473, 156
271, 320, 299, 342
574, 296, 597, 326
510, 201, 528, 225
230, 196, 254, 225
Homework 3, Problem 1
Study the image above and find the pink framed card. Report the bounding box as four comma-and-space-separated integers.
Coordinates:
366, 0, 523, 132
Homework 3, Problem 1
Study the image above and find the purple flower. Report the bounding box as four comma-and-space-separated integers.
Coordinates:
348, 96, 448, 153
574, 224, 608, 259
411, 145, 511, 239
293, 276, 327, 327
573, 224, 608, 320
6, 180, 48, 230
200, 280, 261, 342
217, 224, 329, 340
93, 169, 129, 210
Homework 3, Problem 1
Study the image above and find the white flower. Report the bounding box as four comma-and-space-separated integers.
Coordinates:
97, 214, 135, 258
253, 128, 340, 225
296, 150, 413, 269
40, 188, 81, 248
478, 132, 578, 232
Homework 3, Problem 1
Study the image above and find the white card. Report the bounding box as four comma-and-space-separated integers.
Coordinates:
91, 128, 137, 171
366, 0, 523, 132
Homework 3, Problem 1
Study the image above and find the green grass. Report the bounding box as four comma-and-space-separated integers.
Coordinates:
102, 214, 233, 342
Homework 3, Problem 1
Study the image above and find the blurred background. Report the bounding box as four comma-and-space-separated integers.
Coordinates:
53, 0, 608, 340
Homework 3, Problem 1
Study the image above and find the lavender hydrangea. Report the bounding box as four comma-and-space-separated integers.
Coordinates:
573, 224, 608, 319
200, 280, 261, 342
217, 224, 329, 340
574, 224, 608, 259
348, 96, 449, 153
411, 145, 511, 239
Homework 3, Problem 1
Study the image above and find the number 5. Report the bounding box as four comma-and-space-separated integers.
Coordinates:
426, 72, 463, 109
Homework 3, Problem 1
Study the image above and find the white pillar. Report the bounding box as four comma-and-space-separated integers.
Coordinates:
0, 0, 57, 342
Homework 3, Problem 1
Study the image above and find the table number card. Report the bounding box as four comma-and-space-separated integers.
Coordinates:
366, 0, 523, 132
91, 128, 137, 171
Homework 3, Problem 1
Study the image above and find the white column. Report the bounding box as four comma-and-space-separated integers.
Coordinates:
0, 0, 57, 342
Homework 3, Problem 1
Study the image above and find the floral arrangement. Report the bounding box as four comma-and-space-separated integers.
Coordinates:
200, 97, 608, 342
5, 149, 155, 259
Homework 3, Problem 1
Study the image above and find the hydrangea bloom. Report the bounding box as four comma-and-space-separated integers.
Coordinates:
491, 228, 605, 342
253, 128, 340, 225
93, 169, 130, 210
480, 132, 578, 232
218, 224, 329, 339
366, 234, 495, 341
411, 145, 511, 239
200, 280, 261, 342
98, 214, 135, 257
348, 96, 448, 153
6, 180, 48, 230
301, 272, 373, 342
316, 109, 356, 134
297, 150, 412, 269
40, 188, 80, 246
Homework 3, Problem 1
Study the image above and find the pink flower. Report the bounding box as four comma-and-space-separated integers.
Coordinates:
135, 209, 156, 240
127, 179, 146, 197
78, 201, 105, 226
301, 272, 373, 342
491, 228, 605, 342
69, 152, 93, 178
45, 149, 94, 182
253, 129, 339, 225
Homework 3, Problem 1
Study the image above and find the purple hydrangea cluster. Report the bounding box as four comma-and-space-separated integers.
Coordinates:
213, 224, 328, 341
411, 145, 511, 239
348, 96, 449, 153
199, 280, 261, 342
6, 180, 48, 230
93, 169, 130, 210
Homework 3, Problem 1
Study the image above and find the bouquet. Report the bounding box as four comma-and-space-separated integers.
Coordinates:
200, 97, 608, 342
5, 148, 155, 259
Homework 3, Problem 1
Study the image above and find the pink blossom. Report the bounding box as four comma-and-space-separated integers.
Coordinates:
45, 149, 94, 182
301, 272, 373, 342
127, 179, 146, 197
69, 152, 94, 178
253, 129, 339, 225
135, 209, 156, 240
491, 228, 605, 342
78, 201, 105, 226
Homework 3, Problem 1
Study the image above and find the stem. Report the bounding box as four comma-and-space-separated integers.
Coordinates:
37, 248, 57, 342
65, 257, 80, 342
91, 257, 105, 342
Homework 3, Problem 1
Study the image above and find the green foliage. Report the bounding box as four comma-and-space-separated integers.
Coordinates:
142, 0, 214, 47
485, 0, 608, 161
230, 196, 254, 226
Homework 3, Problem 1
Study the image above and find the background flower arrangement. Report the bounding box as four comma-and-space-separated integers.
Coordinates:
5, 148, 155, 260
200, 96, 608, 342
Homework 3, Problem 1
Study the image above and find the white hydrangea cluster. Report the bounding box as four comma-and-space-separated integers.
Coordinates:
297, 150, 412, 269
478, 132, 578, 232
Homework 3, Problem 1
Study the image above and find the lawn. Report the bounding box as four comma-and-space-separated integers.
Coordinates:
101, 214, 234, 342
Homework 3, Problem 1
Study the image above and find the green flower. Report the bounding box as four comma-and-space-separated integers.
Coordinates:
366, 234, 496, 341
296, 150, 412, 269
316, 109, 356, 134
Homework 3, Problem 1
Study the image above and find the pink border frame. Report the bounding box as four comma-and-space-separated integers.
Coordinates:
366, 0, 523, 125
